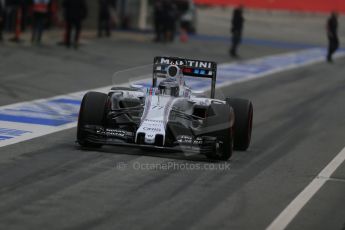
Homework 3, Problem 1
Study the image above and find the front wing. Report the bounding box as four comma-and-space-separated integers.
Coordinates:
79, 125, 218, 155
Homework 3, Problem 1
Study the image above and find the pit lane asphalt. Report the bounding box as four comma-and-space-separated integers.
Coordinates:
0, 36, 345, 230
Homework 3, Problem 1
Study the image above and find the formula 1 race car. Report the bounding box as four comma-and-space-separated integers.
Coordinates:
77, 57, 253, 160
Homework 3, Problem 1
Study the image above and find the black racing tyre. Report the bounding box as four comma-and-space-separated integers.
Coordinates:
204, 103, 233, 161
226, 98, 253, 151
77, 92, 108, 148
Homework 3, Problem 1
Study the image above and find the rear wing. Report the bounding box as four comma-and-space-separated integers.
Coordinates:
153, 56, 218, 98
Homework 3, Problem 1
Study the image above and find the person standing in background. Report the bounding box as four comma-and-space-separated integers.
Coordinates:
326, 12, 339, 63
31, 0, 51, 44
163, 0, 177, 42
63, 0, 87, 49
98, 0, 112, 38
230, 6, 244, 58
153, 0, 163, 42
21, 0, 31, 32
0, 0, 4, 41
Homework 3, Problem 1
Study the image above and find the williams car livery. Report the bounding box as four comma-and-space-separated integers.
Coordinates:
77, 57, 253, 160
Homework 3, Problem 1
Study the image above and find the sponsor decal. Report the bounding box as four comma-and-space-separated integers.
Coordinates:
146, 88, 159, 96
97, 128, 133, 138
159, 58, 185, 66
186, 60, 212, 69
158, 58, 214, 69
151, 105, 164, 110
143, 127, 162, 132
177, 135, 203, 145
144, 119, 164, 123
146, 134, 155, 138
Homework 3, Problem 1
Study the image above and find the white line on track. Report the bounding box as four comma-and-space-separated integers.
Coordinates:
266, 147, 345, 230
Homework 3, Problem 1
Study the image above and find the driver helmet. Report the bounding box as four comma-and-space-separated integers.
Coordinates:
167, 65, 182, 78
158, 77, 180, 97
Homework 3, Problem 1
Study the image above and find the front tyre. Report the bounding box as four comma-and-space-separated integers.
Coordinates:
77, 92, 108, 148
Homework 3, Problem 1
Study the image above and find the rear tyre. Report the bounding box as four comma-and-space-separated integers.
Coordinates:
77, 92, 108, 148
226, 98, 253, 151
204, 103, 233, 161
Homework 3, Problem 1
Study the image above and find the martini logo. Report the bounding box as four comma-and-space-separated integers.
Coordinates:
159, 58, 185, 66
158, 58, 213, 69
186, 60, 212, 69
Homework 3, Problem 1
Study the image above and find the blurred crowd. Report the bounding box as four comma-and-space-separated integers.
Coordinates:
0, 0, 192, 46
0, 0, 58, 42
153, 0, 194, 43
0, 0, 117, 48
153, 0, 179, 43
0, 1, 340, 62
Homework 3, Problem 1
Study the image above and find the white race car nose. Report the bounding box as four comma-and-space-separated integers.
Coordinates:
136, 94, 173, 146
145, 133, 156, 144
137, 124, 165, 145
